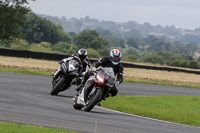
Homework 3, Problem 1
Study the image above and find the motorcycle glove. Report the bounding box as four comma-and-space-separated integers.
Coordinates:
115, 81, 120, 87
91, 67, 97, 72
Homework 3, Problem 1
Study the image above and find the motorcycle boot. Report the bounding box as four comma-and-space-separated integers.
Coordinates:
75, 84, 84, 92
75, 88, 86, 106
75, 75, 88, 92
97, 102, 101, 106
76, 70, 93, 92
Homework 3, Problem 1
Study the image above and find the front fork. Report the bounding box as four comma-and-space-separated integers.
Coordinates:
53, 68, 61, 79
84, 81, 95, 103
76, 80, 95, 106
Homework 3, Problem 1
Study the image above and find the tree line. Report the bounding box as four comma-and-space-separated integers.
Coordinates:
43, 15, 200, 46
1, 0, 200, 69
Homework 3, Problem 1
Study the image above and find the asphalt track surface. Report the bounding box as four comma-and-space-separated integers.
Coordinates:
0, 72, 200, 133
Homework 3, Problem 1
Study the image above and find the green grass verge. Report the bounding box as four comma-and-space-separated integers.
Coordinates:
0, 122, 78, 133
0, 68, 52, 76
101, 95, 200, 127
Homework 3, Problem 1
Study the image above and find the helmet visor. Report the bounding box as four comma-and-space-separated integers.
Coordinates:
111, 57, 120, 63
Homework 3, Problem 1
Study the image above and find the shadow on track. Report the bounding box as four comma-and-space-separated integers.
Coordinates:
52, 94, 75, 98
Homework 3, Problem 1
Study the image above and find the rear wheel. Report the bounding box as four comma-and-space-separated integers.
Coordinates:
50, 77, 65, 95
84, 89, 103, 112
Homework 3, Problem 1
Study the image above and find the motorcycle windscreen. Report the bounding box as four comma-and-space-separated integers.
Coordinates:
67, 60, 80, 72
103, 67, 115, 79
103, 67, 116, 87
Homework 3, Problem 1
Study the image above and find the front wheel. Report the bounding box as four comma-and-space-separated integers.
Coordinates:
51, 77, 65, 95
84, 89, 103, 112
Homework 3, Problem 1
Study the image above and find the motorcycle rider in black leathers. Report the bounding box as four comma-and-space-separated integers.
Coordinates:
76, 49, 124, 97
53, 48, 91, 85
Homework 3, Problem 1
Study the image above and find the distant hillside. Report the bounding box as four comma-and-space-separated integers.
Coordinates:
38, 14, 200, 45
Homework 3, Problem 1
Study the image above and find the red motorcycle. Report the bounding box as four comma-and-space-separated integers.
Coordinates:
73, 67, 116, 112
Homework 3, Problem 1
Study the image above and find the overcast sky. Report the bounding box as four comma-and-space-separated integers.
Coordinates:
29, 0, 200, 30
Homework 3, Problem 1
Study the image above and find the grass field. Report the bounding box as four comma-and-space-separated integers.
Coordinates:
0, 122, 77, 133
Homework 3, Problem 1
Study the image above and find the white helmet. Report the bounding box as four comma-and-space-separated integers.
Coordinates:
110, 49, 122, 65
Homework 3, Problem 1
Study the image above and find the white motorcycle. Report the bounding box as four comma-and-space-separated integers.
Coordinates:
51, 58, 83, 95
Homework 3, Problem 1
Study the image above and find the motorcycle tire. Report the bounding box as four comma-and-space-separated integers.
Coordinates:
84, 89, 103, 112
50, 77, 65, 95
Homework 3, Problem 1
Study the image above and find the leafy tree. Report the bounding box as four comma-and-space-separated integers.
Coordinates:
74, 30, 110, 52
86, 48, 101, 58
95, 27, 112, 38
22, 13, 71, 44
167, 60, 181, 67
197, 56, 200, 62
124, 28, 143, 40
98, 47, 111, 56
66, 47, 79, 55
144, 35, 159, 45
123, 21, 138, 29
179, 60, 189, 68
157, 51, 174, 61
147, 39, 171, 52
74, 30, 97, 48
110, 47, 123, 52
108, 36, 125, 48
29, 42, 54, 53
127, 38, 139, 49
159, 35, 171, 42
170, 41, 187, 54
52, 42, 71, 54
188, 61, 199, 69
185, 43, 199, 55
181, 34, 200, 45
170, 42, 199, 56
68, 32, 77, 37
122, 55, 137, 62
142, 52, 165, 64
172, 53, 193, 61
10, 39, 29, 50
167, 60, 200, 69
142, 51, 193, 65
122, 47, 140, 56
52, 41, 78, 55
0, 0, 34, 45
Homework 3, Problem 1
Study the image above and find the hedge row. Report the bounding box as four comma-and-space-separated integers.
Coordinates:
167, 60, 200, 69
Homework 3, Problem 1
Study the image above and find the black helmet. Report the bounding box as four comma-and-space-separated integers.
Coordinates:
78, 48, 87, 61
110, 49, 122, 65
